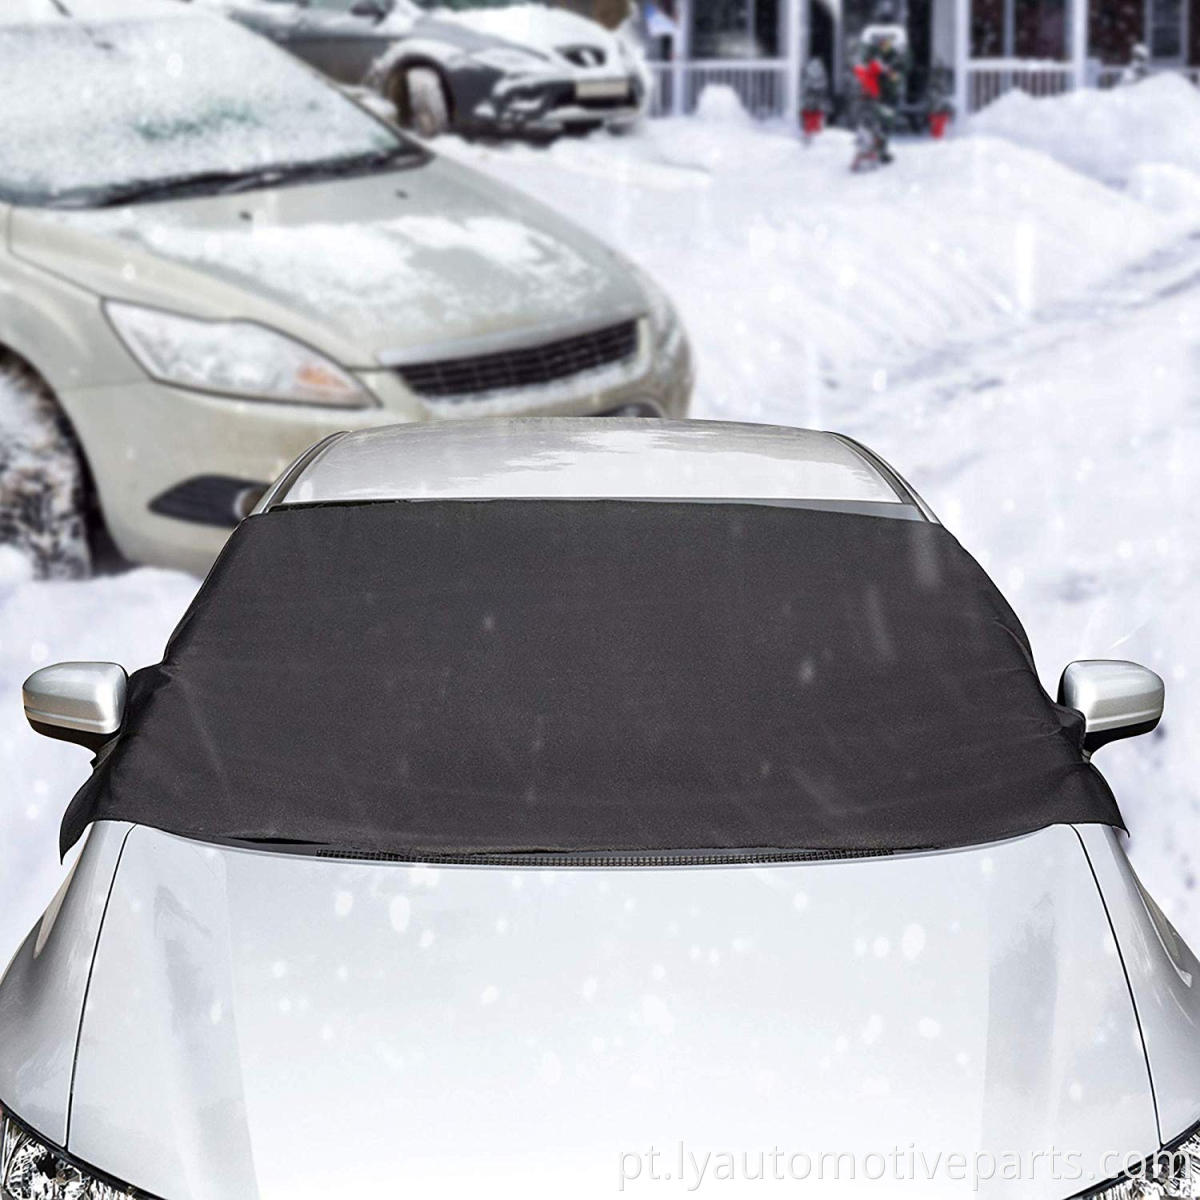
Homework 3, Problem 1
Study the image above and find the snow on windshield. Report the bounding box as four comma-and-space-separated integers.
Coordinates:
0, 12, 397, 205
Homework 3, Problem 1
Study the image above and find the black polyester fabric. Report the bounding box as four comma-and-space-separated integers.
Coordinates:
61, 501, 1123, 858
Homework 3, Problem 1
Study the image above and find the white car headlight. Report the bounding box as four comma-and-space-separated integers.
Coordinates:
472, 47, 547, 74
105, 302, 373, 408
1, 1105, 140, 1199
1085, 1127, 1200, 1197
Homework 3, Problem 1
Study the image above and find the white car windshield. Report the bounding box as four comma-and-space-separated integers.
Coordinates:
0, 12, 420, 207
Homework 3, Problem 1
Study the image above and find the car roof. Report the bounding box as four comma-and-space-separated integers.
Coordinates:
260, 419, 935, 518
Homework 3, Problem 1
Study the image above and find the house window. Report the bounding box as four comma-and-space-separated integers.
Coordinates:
970, 0, 1005, 55
692, 0, 781, 57
1147, 0, 1184, 58
970, 0, 1065, 57
1013, 0, 1065, 55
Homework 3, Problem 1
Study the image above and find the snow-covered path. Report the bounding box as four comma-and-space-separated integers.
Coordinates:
434, 110, 1188, 421
857, 237, 1200, 905
2, 103, 1198, 961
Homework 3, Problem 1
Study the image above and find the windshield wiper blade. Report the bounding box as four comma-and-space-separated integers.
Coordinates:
53, 145, 426, 209
75, 168, 287, 208
263, 145, 429, 182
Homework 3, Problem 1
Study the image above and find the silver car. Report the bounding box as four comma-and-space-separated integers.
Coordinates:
0, 1, 690, 578
2, 419, 1194, 1200
210, 0, 650, 139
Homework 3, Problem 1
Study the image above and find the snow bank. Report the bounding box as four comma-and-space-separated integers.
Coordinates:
970, 74, 1200, 190
1127, 162, 1200, 214
0, 365, 90, 579
435, 123, 1180, 414
852, 274, 1200, 935
0, 565, 197, 961
694, 84, 754, 125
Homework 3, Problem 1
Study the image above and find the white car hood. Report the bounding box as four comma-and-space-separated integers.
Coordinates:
9, 159, 644, 366
67, 823, 1155, 1199
429, 3, 624, 60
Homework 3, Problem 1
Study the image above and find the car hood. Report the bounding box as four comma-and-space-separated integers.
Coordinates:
425, 3, 624, 61
66, 823, 1155, 1199
8, 158, 645, 368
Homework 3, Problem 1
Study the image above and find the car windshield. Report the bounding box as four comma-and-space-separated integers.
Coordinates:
0, 12, 418, 208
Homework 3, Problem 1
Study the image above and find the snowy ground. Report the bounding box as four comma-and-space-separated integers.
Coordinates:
3, 82, 1199, 961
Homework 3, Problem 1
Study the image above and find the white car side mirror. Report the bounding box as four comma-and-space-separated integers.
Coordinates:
1057, 659, 1164, 754
22, 662, 128, 751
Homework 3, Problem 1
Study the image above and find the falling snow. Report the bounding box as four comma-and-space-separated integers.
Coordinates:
2, 89, 1199, 970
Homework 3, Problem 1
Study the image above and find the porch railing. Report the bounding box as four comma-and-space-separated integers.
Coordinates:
647, 60, 789, 118
1096, 63, 1200, 88
966, 60, 1200, 110
646, 58, 1200, 121
964, 59, 1076, 111
648, 57, 1079, 119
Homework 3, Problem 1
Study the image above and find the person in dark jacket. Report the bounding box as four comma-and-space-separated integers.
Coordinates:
851, 1, 910, 168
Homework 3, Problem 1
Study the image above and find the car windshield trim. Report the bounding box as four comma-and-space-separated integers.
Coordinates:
170, 833, 905, 867
38, 144, 430, 210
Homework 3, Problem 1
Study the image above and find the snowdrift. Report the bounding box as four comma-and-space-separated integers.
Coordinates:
864, 276, 1200, 935
436, 120, 1178, 412
970, 74, 1200, 190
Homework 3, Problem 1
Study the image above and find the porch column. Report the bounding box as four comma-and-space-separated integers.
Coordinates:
783, 0, 807, 124
953, 0, 970, 117
672, 0, 692, 115
1069, 0, 1088, 88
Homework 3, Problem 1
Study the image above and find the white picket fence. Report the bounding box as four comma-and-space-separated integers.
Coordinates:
645, 57, 1200, 121
1094, 63, 1200, 88
646, 60, 789, 118
963, 59, 1076, 109
963, 59, 1200, 111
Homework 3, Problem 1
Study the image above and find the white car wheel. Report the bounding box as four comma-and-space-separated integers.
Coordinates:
406, 67, 451, 138
0, 362, 91, 579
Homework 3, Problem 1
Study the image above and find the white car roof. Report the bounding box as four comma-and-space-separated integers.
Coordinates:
264, 419, 932, 515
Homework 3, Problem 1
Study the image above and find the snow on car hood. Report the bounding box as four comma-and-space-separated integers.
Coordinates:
8, 158, 645, 366
65, 823, 1156, 1199
425, 3, 625, 60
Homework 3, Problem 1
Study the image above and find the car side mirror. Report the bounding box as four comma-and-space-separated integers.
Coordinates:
1058, 659, 1164, 754
22, 662, 128, 751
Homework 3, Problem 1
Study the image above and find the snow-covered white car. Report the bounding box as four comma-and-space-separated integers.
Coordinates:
0, 1, 689, 577
206, 0, 650, 139
2, 418, 1195, 1200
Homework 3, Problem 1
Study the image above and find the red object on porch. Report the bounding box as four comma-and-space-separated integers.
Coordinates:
801, 109, 825, 135
929, 110, 950, 138
852, 60, 884, 100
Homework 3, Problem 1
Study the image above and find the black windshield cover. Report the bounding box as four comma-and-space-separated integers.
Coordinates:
62, 501, 1123, 858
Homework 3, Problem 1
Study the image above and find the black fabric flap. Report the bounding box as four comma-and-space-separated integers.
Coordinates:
61, 501, 1122, 859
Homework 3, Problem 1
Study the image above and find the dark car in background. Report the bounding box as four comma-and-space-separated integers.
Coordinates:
200, 0, 649, 138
